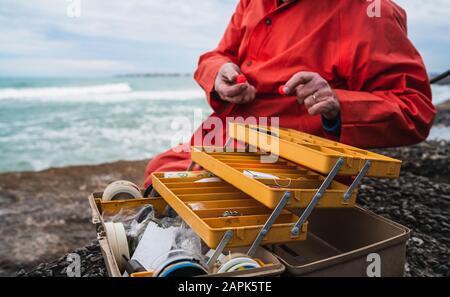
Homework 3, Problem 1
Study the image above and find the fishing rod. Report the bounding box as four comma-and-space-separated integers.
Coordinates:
430, 69, 450, 84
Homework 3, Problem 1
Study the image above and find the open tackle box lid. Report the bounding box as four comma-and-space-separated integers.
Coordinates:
228, 122, 402, 178
151, 172, 307, 252
190, 149, 357, 209
190, 123, 402, 238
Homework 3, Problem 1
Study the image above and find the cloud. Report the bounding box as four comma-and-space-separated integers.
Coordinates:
0, 58, 136, 76
395, 0, 450, 26
0, 0, 239, 75
0, 25, 71, 56
395, 0, 450, 72
0, 0, 448, 76
58, 0, 233, 48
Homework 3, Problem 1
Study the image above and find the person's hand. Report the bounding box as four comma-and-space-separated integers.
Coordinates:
214, 63, 256, 104
282, 72, 340, 120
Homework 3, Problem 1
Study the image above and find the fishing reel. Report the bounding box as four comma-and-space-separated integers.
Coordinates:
104, 222, 130, 272
102, 180, 142, 201
151, 249, 209, 277
214, 252, 262, 273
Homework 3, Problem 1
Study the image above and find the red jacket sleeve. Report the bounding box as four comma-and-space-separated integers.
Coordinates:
193, 0, 248, 114
335, 2, 436, 148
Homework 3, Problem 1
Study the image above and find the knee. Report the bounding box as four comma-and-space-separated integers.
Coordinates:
143, 145, 192, 187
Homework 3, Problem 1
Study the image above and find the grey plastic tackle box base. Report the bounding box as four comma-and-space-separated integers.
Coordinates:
271, 206, 410, 277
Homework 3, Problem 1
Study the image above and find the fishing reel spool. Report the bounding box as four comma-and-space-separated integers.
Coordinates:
104, 222, 130, 272
151, 249, 209, 277
214, 252, 262, 273
102, 180, 142, 201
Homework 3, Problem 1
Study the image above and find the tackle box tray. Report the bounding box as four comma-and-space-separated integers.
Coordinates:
190, 148, 356, 209
88, 193, 168, 277
88, 193, 285, 277
229, 122, 402, 178
271, 206, 410, 277
151, 172, 308, 248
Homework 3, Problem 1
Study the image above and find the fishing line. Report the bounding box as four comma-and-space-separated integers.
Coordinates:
102, 180, 142, 201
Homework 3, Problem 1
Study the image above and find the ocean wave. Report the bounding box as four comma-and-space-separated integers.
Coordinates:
0, 83, 131, 99
1, 82, 446, 104
94, 89, 204, 102
0, 83, 204, 102
432, 84, 450, 105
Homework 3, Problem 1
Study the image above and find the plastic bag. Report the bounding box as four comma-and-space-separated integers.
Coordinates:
171, 222, 202, 256
105, 204, 157, 254
105, 203, 202, 259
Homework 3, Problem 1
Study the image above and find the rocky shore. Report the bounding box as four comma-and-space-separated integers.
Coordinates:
0, 160, 149, 276
361, 144, 450, 277
3, 104, 450, 277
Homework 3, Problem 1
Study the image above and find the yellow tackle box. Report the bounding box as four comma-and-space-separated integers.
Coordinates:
228, 122, 402, 178
151, 172, 308, 249
190, 148, 356, 209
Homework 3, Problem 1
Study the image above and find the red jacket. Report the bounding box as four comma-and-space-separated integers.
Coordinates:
144, 0, 436, 186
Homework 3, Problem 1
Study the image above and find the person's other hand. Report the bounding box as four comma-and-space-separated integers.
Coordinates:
214, 63, 256, 104
282, 72, 340, 120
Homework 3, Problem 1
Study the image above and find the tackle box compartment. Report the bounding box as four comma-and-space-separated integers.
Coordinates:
191, 148, 357, 209
229, 122, 402, 178
89, 192, 285, 277
151, 173, 308, 248
271, 206, 410, 277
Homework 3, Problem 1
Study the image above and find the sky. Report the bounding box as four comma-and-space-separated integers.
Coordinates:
0, 0, 449, 77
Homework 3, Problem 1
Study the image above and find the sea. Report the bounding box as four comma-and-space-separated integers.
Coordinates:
0, 76, 449, 173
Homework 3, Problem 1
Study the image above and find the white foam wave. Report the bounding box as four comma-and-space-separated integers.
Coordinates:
93, 89, 204, 102
0, 83, 131, 99
0, 83, 204, 102
428, 126, 450, 141
431, 84, 450, 105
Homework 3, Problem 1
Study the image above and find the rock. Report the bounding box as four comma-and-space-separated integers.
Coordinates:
434, 109, 450, 126
358, 163, 450, 277
18, 241, 108, 277
411, 237, 424, 246
0, 159, 149, 277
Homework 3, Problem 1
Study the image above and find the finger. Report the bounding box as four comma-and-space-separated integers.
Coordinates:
303, 89, 330, 109
284, 72, 317, 94
307, 99, 334, 116
228, 91, 251, 104
247, 92, 256, 103
229, 85, 256, 104
238, 94, 250, 104
242, 92, 254, 103
222, 66, 240, 82
246, 86, 256, 102
224, 91, 246, 104
296, 78, 329, 103
218, 83, 248, 98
